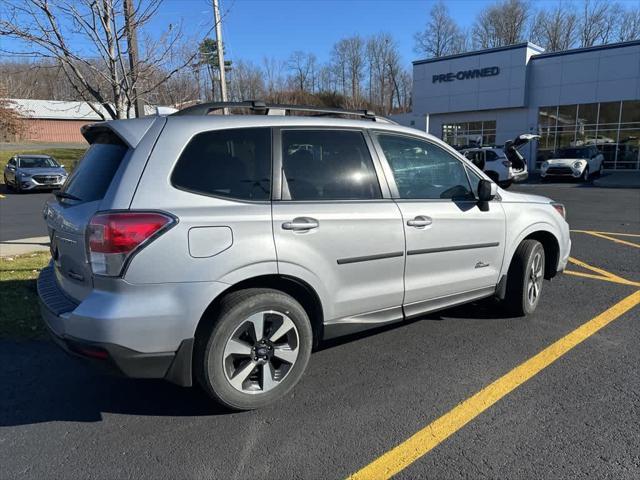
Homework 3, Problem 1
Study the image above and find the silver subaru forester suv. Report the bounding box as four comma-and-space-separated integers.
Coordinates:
39, 102, 571, 410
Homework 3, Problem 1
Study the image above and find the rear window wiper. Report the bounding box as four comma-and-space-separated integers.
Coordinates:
54, 191, 82, 202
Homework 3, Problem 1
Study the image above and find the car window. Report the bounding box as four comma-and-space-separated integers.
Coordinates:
376, 134, 474, 200
17, 157, 58, 168
172, 128, 271, 201
281, 130, 381, 201
466, 167, 483, 197
8, 158, 16, 166
485, 150, 499, 161
62, 131, 128, 203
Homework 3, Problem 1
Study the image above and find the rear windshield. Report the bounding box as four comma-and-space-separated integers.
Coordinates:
61, 131, 128, 203
18, 157, 59, 168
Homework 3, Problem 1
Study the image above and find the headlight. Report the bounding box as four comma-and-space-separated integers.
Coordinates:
573, 161, 584, 169
18, 172, 31, 178
542, 161, 549, 169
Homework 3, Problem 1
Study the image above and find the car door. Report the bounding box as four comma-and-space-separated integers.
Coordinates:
271, 128, 406, 333
6, 157, 17, 184
372, 132, 506, 318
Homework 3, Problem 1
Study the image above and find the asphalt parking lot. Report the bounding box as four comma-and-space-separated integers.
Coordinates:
1, 182, 639, 479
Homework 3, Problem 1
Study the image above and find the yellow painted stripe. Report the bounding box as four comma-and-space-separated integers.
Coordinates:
571, 230, 640, 238
584, 232, 640, 249
0, 194, 5, 199
347, 289, 640, 480
568, 256, 631, 283
563, 270, 640, 287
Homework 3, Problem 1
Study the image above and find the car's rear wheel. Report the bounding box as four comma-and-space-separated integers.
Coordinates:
196, 288, 313, 410
504, 239, 545, 316
598, 162, 604, 177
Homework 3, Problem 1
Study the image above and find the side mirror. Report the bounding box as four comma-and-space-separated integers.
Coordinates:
8, 165, 15, 171
478, 179, 497, 202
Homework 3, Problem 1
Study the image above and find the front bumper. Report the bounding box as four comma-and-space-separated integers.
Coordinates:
17, 176, 66, 190
37, 264, 193, 386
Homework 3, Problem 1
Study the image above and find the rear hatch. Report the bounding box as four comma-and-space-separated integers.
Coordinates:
503, 133, 540, 171
44, 127, 129, 302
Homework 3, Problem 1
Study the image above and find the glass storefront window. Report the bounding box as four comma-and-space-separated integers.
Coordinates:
598, 102, 621, 126
576, 103, 598, 127
441, 120, 496, 149
557, 104, 577, 128
537, 101, 639, 170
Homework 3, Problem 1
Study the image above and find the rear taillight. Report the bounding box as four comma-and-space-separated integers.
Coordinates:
502, 160, 511, 168
551, 202, 566, 219
87, 212, 175, 276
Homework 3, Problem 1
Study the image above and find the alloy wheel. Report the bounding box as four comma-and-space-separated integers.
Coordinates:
527, 251, 543, 306
222, 310, 299, 394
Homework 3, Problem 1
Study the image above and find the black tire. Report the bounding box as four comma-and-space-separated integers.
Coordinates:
503, 239, 545, 317
581, 166, 590, 182
195, 288, 313, 410
3, 175, 12, 191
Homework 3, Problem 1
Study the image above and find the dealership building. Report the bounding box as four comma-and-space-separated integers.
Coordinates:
396, 40, 640, 171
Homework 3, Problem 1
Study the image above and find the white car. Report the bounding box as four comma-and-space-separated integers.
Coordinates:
460, 133, 539, 189
541, 145, 604, 181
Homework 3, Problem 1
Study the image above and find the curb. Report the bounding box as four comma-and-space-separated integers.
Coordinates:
0, 237, 50, 257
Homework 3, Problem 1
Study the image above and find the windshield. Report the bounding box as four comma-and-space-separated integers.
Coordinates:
556, 148, 590, 159
18, 157, 59, 168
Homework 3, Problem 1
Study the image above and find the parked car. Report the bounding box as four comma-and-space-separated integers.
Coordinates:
541, 145, 604, 181
3, 154, 68, 192
460, 133, 538, 188
38, 102, 571, 410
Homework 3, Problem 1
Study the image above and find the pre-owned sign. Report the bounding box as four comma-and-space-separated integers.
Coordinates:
432, 66, 500, 83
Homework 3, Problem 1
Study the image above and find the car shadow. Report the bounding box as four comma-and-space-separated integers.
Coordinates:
1, 299, 514, 427
0, 340, 230, 427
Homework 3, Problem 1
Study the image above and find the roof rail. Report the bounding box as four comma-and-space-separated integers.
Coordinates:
170, 100, 396, 123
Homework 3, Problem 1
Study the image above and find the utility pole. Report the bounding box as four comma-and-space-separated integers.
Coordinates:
212, 0, 228, 111
124, 0, 144, 117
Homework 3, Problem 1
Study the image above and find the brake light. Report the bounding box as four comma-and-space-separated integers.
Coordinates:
87, 212, 174, 276
551, 202, 566, 219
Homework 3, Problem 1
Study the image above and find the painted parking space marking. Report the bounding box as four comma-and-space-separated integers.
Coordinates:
564, 257, 640, 288
347, 289, 640, 480
0, 194, 5, 199
571, 229, 640, 249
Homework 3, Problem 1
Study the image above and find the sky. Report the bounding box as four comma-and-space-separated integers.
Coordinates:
148, 0, 493, 67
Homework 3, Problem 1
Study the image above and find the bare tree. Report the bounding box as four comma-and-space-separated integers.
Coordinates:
617, 6, 640, 42
577, 0, 616, 47
473, 0, 531, 49
530, 3, 578, 51
414, 1, 466, 58
287, 51, 316, 92
0, 86, 25, 141
228, 60, 265, 101
0, 0, 210, 119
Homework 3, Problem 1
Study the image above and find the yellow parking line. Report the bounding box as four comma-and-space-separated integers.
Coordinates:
347, 289, 640, 480
564, 270, 640, 288
567, 256, 635, 284
585, 232, 639, 249
0, 194, 5, 199
571, 230, 640, 238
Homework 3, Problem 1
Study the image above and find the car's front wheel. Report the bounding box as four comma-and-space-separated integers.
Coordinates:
196, 288, 313, 410
581, 166, 590, 182
504, 239, 545, 316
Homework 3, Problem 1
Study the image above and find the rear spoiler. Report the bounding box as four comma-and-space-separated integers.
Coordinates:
81, 116, 163, 148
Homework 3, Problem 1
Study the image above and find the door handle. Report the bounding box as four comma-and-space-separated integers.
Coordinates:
407, 215, 432, 228
282, 217, 319, 231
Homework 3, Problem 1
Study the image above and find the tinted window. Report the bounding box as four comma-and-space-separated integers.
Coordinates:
172, 128, 271, 201
377, 134, 473, 200
485, 150, 499, 161
8, 158, 16, 166
18, 156, 58, 168
62, 131, 128, 203
556, 147, 589, 159
282, 130, 381, 201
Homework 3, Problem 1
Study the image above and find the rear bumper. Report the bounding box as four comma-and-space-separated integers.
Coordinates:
511, 170, 528, 183
37, 264, 193, 386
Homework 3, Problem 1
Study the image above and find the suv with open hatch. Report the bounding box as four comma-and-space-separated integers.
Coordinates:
38, 102, 571, 410
460, 133, 538, 189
